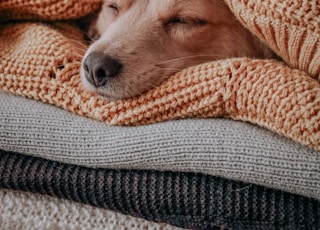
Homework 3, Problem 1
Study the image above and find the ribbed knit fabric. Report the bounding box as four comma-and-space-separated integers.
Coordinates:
0, 0, 101, 21
0, 0, 319, 150
226, 0, 320, 80
0, 190, 181, 230
0, 150, 319, 230
1, 91, 319, 200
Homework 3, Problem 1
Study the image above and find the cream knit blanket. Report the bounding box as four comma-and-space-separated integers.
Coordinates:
0, 190, 181, 230
0, 0, 319, 150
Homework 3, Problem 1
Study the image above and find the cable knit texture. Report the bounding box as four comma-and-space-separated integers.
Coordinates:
0, 0, 319, 150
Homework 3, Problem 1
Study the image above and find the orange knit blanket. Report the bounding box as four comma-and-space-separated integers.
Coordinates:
0, 0, 319, 150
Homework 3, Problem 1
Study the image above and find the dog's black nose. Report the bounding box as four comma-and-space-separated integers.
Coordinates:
83, 52, 122, 87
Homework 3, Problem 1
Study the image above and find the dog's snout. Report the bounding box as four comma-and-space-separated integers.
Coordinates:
83, 52, 122, 87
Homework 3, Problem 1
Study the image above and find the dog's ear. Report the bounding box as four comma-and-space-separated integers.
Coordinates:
75, 9, 100, 41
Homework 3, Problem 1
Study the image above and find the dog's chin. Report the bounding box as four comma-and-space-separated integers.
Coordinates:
96, 89, 132, 101
80, 74, 135, 101
81, 82, 122, 101
80, 68, 97, 93
81, 84, 125, 101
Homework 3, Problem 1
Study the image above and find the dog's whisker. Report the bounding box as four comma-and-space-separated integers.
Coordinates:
72, 26, 96, 42
80, 0, 274, 100
154, 66, 182, 72
71, 47, 87, 53
155, 55, 229, 66
67, 38, 89, 49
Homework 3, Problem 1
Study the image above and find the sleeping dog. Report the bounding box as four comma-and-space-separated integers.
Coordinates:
81, 0, 273, 100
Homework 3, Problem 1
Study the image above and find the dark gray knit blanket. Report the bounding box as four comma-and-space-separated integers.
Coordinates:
0, 150, 319, 230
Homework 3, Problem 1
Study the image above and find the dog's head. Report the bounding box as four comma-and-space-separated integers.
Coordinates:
81, 0, 272, 100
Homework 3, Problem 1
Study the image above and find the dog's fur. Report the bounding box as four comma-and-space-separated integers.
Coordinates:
81, 0, 274, 100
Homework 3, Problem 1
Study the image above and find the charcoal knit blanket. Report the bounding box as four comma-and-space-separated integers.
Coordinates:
1, 150, 319, 230
0, 0, 319, 150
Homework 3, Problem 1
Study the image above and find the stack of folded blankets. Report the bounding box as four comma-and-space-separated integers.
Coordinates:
0, 0, 319, 229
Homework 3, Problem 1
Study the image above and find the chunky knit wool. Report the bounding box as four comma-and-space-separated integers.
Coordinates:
226, 0, 320, 80
0, 0, 319, 150
1, 150, 319, 229
0, 0, 101, 21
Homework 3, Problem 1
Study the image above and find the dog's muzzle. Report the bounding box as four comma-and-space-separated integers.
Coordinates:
83, 52, 123, 88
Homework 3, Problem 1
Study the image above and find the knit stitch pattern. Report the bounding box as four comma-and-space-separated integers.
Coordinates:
2, 91, 319, 200
0, 0, 101, 21
0, 0, 319, 150
1, 150, 319, 229
1, 190, 181, 230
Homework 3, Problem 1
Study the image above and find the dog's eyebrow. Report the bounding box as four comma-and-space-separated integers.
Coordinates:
167, 1, 208, 17
105, 0, 135, 9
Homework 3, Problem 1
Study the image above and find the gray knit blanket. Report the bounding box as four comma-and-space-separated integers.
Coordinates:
1, 92, 319, 200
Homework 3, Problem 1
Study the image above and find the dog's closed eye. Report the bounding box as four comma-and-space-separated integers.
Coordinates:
104, 2, 119, 16
167, 17, 206, 25
162, 16, 208, 40
163, 16, 207, 29
81, 0, 274, 100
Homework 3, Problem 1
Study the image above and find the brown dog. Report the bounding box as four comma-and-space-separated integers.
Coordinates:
81, 0, 273, 100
